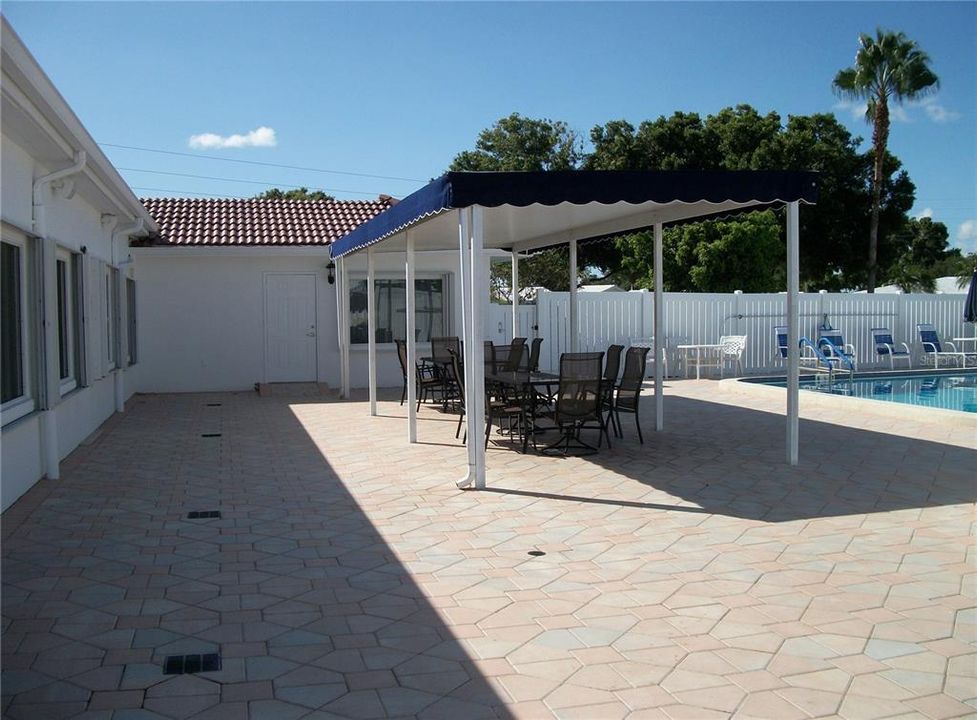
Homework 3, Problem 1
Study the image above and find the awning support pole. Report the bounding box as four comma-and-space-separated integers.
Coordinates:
406, 231, 417, 443
339, 257, 351, 399
367, 246, 377, 416
470, 206, 487, 489
569, 238, 578, 352
786, 201, 800, 465
511, 252, 520, 340
457, 209, 476, 489
654, 222, 664, 431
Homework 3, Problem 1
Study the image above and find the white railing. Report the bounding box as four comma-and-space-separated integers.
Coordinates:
485, 290, 973, 375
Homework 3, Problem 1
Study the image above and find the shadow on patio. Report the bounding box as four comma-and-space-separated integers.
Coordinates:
1, 391, 516, 719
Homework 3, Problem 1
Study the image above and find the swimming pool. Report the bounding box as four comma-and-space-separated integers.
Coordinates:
749, 371, 977, 414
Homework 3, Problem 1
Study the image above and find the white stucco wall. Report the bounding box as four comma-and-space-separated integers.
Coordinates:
1, 135, 137, 511
133, 248, 473, 393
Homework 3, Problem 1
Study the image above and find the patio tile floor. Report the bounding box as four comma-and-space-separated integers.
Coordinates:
2, 379, 974, 719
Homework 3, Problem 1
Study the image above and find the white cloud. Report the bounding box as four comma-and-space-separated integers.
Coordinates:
833, 100, 868, 121
188, 126, 277, 150
833, 96, 960, 125
921, 97, 961, 123
915, 207, 934, 220
958, 219, 977, 243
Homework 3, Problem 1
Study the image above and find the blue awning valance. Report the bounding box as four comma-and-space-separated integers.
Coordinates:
330, 170, 818, 258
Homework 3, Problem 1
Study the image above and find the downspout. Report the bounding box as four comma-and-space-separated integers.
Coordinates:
111, 218, 144, 413
32, 150, 87, 481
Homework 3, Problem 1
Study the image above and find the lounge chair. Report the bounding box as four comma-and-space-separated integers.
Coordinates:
818, 328, 857, 370
871, 328, 911, 369
774, 326, 819, 368
917, 323, 974, 368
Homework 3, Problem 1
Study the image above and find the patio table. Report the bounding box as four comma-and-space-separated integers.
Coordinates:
676, 343, 723, 380
485, 370, 560, 453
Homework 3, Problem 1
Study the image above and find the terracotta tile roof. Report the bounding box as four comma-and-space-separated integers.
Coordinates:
138, 195, 397, 246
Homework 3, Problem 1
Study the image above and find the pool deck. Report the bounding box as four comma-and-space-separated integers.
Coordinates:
2, 378, 975, 719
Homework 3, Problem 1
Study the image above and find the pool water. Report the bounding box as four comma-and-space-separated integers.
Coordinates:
753, 371, 977, 413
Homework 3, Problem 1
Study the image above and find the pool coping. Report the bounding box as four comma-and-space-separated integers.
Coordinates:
724, 371, 977, 427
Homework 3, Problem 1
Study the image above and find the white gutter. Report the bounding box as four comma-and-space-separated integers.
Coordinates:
111, 218, 145, 413
32, 150, 87, 482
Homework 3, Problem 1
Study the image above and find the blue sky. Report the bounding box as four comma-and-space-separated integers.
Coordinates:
5, 2, 976, 252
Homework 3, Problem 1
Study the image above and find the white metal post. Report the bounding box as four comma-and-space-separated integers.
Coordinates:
367, 246, 377, 416
511, 251, 519, 340
786, 202, 800, 465
654, 222, 664, 431
340, 257, 351, 399
457, 210, 476, 489
470, 206, 487, 489
405, 231, 417, 443
569, 238, 578, 352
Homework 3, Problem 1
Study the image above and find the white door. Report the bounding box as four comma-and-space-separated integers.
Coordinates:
264, 273, 317, 382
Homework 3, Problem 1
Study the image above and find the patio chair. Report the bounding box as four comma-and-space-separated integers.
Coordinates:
917, 323, 973, 368
871, 328, 912, 369
601, 345, 624, 444
718, 335, 747, 378
528, 337, 543, 372
818, 328, 856, 370
505, 337, 528, 371
775, 326, 821, 368
613, 345, 650, 443
628, 337, 668, 378
450, 349, 522, 448
431, 336, 461, 407
542, 352, 605, 456
395, 339, 443, 409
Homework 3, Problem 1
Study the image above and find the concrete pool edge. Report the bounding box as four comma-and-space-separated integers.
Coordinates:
722, 374, 977, 428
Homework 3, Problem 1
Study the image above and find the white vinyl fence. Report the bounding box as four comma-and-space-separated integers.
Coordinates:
485, 290, 973, 375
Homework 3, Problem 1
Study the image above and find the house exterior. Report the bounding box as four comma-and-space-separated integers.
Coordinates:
132, 197, 474, 393
1, 17, 158, 509
0, 16, 492, 511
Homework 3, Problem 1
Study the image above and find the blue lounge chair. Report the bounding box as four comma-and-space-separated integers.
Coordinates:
917, 323, 974, 368
871, 328, 911, 369
818, 328, 857, 370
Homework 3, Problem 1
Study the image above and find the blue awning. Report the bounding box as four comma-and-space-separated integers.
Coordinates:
330, 170, 819, 258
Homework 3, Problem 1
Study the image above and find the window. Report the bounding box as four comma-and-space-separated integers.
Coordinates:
105, 266, 119, 369
56, 249, 79, 394
349, 277, 447, 344
2, 235, 34, 424
126, 278, 137, 365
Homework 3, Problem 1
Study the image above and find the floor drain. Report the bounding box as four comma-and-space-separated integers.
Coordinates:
205, 403, 222, 407
186, 511, 221, 519
201, 433, 222, 438
164, 653, 221, 675
528, 550, 546, 557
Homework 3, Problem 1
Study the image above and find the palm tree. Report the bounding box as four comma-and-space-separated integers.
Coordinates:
833, 29, 939, 292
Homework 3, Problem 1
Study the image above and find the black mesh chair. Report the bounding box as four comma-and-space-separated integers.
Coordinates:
543, 352, 604, 456
431, 336, 461, 407
528, 338, 543, 372
451, 349, 524, 449
395, 339, 442, 409
614, 346, 650, 443
601, 345, 624, 442
504, 337, 528, 371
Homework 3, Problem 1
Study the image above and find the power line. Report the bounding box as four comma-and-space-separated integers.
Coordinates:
116, 167, 382, 197
102, 142, 425, 183
130, 186, 248, 199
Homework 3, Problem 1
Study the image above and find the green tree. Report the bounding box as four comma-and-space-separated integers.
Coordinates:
614, 211, 783, 292
833, 29, 939, 292
886, 217, 962, 292
450, 112, 581, 171
255, 187, 335, 201
450, 113, 594, 295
